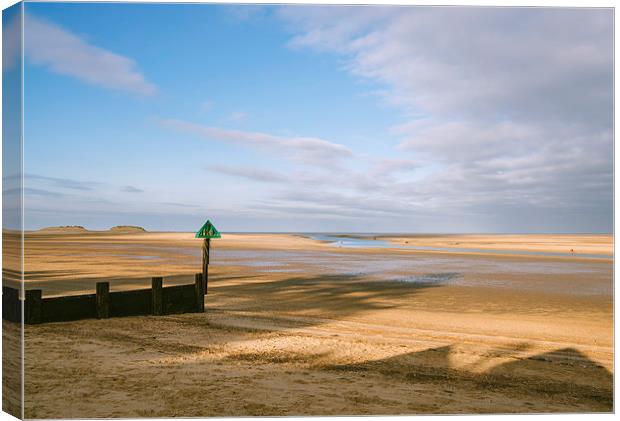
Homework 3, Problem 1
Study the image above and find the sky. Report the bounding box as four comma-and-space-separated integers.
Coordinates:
3, 3, 614, 233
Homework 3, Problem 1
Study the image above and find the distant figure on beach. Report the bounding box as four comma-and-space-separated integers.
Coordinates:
570, 248, 574, 254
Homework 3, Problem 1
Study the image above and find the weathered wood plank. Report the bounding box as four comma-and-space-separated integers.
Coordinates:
25, 289, 42, 324
162, 284, 196, 314
194, 273, 204, 312
40, 293, 96, 323
109, 289, 151, 317
152, 276, 163, 316
96, 282, 110, 319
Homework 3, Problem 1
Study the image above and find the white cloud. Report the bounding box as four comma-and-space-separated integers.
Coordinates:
207, 165, 287, 183
281, 7, 612, 124
24, 14, 156, 95
276, 6, 613, 231
158, 118, 354, 166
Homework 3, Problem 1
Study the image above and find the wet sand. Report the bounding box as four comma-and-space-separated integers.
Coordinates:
8, 232, 613, 416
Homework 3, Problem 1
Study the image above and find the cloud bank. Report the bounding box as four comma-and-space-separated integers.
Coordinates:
270, 6, 613, 231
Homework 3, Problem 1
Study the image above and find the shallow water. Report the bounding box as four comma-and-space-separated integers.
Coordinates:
78, 237, 612, 297
209, 247, 612, 296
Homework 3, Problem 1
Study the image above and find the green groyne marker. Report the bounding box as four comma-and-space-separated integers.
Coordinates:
195, 220, 221, 295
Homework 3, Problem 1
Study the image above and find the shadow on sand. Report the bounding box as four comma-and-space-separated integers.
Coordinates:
322, 344, 612, 412
20, 269, 613, 415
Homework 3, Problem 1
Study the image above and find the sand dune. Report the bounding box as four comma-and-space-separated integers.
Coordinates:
108, 225, 147, 233
36, 225, 89, 234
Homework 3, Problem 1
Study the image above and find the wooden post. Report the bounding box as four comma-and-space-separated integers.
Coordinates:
194, 273, 204, 312
202, 238, 210, 295
2, 287, 20, 323
25, 289, 42, 324
96, 282, 110, 319
152, 277, 163, 316
204, 260, 209, 296
202, 239, 208, 281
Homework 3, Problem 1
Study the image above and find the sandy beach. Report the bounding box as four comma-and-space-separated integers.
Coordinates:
379, 234, 613, 256
5, 231, 613, 416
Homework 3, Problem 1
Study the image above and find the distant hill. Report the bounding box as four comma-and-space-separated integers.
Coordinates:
109, 225, 147, 233
38, 225, 89, 233
35, 225, 147, 234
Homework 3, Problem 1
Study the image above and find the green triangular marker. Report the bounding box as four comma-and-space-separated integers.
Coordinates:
195, 220, 221, 239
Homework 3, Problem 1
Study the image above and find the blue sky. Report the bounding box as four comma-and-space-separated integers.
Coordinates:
5, 3, 614, 232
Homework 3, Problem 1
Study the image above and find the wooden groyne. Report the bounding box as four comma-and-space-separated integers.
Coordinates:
2, 273, 206, 324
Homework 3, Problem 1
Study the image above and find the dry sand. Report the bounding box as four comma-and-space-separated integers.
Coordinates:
3, 232, 613, 416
